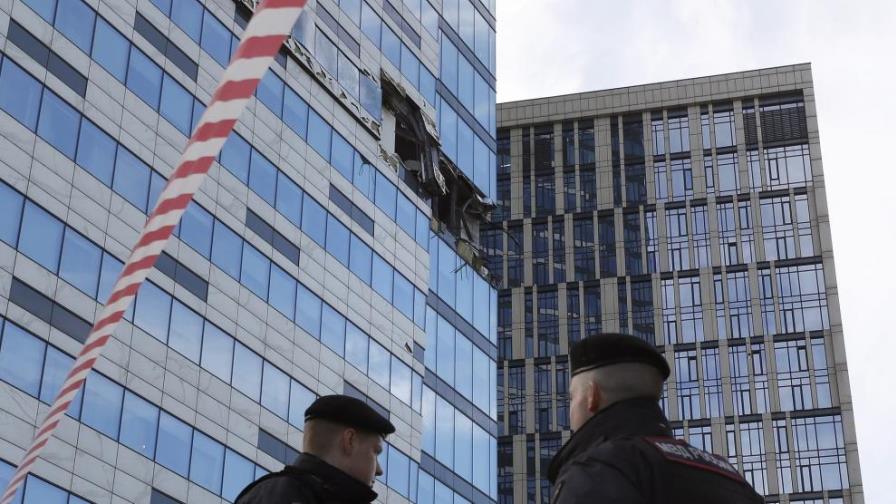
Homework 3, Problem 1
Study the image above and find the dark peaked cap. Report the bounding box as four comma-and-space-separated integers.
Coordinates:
304, 395, 396, 435
570, 333, 671, 380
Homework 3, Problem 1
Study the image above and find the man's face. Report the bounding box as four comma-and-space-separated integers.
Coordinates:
343, 430, 384, 486
569, 373, 598, 432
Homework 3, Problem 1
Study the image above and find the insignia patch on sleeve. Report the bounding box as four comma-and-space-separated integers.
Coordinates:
643, 437, 747, 483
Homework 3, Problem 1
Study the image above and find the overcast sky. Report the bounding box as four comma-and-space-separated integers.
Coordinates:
496, 1, 895, 501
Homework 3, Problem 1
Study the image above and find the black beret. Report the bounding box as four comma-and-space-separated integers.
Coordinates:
570, 333, 670, 380
304, 395, 396, 435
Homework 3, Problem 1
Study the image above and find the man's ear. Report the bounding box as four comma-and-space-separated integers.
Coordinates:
586, 380, 602, 414
340, 428, 357, 456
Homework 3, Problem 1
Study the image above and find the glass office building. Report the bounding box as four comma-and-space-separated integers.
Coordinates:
0, 0, 497, 503
489, 65, 864, 504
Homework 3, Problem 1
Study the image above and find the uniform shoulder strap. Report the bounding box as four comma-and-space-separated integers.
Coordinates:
640, 436, 748, 484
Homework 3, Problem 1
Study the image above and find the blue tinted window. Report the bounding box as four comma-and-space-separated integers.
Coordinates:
420, 68, 436, 107
179, 202, 213, 257
148, 172, 165, 213
55, 0, 95, 52
0, 59, 41, 130
440, 39, 458, 93
134, 281, 171, 342
315, 31, 338, 77
120, 392, 159, 458
23, 0, 56, 22
307, 110, 332, 159
40, 346, 78, 415
37, 91, 79, 158
201, 324, 233, 382
201, 13, 231, 66
269, 264, 296, 318
19, 202, 64, 271
211, 220, 242, 278
127, 47, 163, 108
282, 89, 308, 138
220, 133, 251, 183
400, 45, 420, 88
382, 27, 401, 68
474, 75, 490, 128
0, 183, 22, 246
457, 122, 474, 178
81, 372, 123, 438
473, 137, 488, 194
97, 253, 123, 304
454, 413, 472, 480
348, 234, 372, 284
169, 301, 203, 363
325, 215, 350, 266
424, 309, 437, 371
418, 471, 435, 504
249, 150, 277, 204
368, 340, 390, 387
393, 273, 414, 319
295, 283, 322, 338
473, 277, 489, 337
288, 381, 315, 427
388, 446, 410, 497
151, 0, 171, 14
471, 424, 489, 491
391, 356, 412, 405
371, 254, 393, 301
396, 194, 416, 238
190, 431, 225, 493
301, 196, 327, 246
191, 99, 205, 132
222, 450, 256, 502
330, 133, 354, 180
344, 322, 368, 372
472, 349, 489, 413
160, 75, 193, 135
360, 73, 382, 120
23, 476, 66, 504
0, 323, 45, 396
456, 267, 473, 323
353, 157, 375, 201
275, 172, 303, 227
436, 316, 455, 385
113, 147, 150, 211
171, 0, 203, 42
439, 103, 457, 161
92, 20, 129, 81
434, 397, 453, 466
59, 228, 101, 297
232, 343, 262, 401
256, 71, 284, 116
437, 239, 456, 305
156, 412, 192, 476
261, 362, 289, 419
360, 2, 381, 45
454, 335, 472, 400
76, 119, 116, 185
374, 172, 396, 218
320, 304, 345, 355
457, 57, 474, 113
414, 288, 426, 328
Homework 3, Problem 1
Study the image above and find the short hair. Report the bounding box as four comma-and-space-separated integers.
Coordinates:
582, 362, 664, 405
303, 419, 348, 456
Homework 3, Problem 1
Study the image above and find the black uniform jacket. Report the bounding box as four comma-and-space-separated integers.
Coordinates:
547, 398, 765, 504
234, 453, 378, 504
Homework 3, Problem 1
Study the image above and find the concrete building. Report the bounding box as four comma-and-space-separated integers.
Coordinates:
0, 0, 497, 503
489, 65, 863, 504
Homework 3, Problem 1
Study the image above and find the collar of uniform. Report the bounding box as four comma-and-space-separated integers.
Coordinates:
547, 397, 672, 483
291, 453, 379, 503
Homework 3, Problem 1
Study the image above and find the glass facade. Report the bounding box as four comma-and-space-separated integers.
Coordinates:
0, 0, 496, 503
489, 72, 861, 503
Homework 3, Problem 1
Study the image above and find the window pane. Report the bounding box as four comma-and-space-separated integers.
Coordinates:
92, 20, 129, 81
393, 272, 414, 319
201, 13, 231, 66
283, 89, 308, 138
320, 304, 346, 355
368, 340, 390, 387
59, 228, 101, 297
249, 150, 277, 205
23, 476, 66, 504
325, 214, 350, 266
382, 27, 401, 68
37, 91, 79, 158
0, 323, 45, 396
275, 172, 303, 227
232, 343, 262, 401
371, 254, 393, 301
387, 446, 410, 496
330, 133, 354, 180
436, 317, 455, 385
454, 335, 472, 400
396, 194, 416, 238
113, 147, 150, 211
40, 345, 80, 416
269, 264, 296, 317
348, 234, 372, 284
222, 449, 255, 502
76, 119, 116, 185
307, 110, 332, 159
360, 2, 381, 45
200, 324, 233, 382
261, 362, 289, 419
171, 0, 203, 41
315, 31, 338, 77
454, 412, 472, 480
160, 75, 193, 135
0, 183, 23, 247
0, 59, 41, 130
119, 392, 159, 458
220, 133, 251, 184
97, 253, 123, 304
296, 283, 322, 338
133, 281, 172, 342
241, 245, 271, 300
126, 47, 162, 108
81, 372, 124, 438
169, 301, 203, 363
211, 220, 242, 278
190, 431, 225, 493
288, 380, 315, 427
23, 0, 56, 22
19, 202, 64, 271
179, 202, 213, 257
344, 322, 368, 372
391, 356, 412, 405
374, 172, 396, 218
156, 412, 192, 476
301, 196, 327, 246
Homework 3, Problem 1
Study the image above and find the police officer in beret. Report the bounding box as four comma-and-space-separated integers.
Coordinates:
235, 394, 395, 504
548, 333, 765, 504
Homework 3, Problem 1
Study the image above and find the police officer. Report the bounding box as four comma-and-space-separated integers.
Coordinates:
235, 394, 395, 504
548, 333, 765, 504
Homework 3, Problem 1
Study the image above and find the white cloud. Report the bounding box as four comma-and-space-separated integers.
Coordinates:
498, 1, 896, 501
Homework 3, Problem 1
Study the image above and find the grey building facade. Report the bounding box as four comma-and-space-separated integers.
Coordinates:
0, 0, 498, 503
488, 65, 863, 504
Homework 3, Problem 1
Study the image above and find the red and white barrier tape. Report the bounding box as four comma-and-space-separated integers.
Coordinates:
0, 1, 307, 501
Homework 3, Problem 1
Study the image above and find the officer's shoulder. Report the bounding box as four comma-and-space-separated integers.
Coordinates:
236, 468, 319, 504
568, 436, 656, 474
